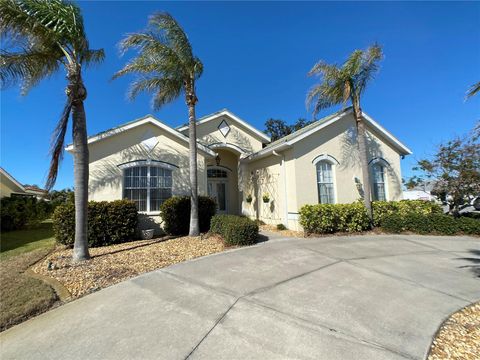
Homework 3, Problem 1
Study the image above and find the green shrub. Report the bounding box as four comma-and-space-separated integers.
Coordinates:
1, 196, 53, 231
160, 196, 217, 235
276, 223, 287, 231
52, 200, 138, 247
210, 214, 259, 246
299, 203, 370, 235
381, 213, 479, 235
372, 200, 442, 227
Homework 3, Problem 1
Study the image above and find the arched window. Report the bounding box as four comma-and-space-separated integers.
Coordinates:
207, 168, 228, 178
123, 165, 172, 212
372, 163, 386, 201
316, 161, 335, 204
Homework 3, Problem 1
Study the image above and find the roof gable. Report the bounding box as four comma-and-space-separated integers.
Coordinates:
65, 115, 216, 157
246, 108, 412, 160
177, 109, 271, 143
0, 167, 26, 193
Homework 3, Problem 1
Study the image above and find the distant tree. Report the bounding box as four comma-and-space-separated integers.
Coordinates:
0, 0, 104, 261
49, 188, 74, 207
307, 44, 383, 221
408, 123, 480, 215
265, 118, 315, 141
114, 12, 203, 236
265, 119, 291, 141
466, 81, 480, 99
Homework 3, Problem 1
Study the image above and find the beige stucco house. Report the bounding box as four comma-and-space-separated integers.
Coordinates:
0, 167, 48, 200
68, 108, 411, 231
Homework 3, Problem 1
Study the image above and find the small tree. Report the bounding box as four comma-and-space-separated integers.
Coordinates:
264, 118, 314, 141
408, 123, 480, 215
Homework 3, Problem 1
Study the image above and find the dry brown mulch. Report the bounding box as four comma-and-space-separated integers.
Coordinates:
428, 302, 480, 360
31, 235, 225, 298
260, 224, 304, 238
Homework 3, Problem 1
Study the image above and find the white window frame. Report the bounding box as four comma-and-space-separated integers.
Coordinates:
119, 160, 175, 214
370, 158, 389, 201
313, 155, 338, 205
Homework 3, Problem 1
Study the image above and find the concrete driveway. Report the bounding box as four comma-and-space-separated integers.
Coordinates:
1, 234, 479, 360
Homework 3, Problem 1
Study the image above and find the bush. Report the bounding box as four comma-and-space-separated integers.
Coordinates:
299, 203, 370, 235
52, 200, 138, 247
210, 215, 259, 246
276, 223, 287, 231
1, 196, 53, 231
160, 196, 217, 235
372, 200, 442, 227
381, 213, 480, 235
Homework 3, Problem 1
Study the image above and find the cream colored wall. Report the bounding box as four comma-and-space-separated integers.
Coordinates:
88, 122, 209, 204
205, 149, 240, 215
241, 155, 285, 225
0, 174, 24, 198
292, 113, 403, 210
183, 115, 265, 153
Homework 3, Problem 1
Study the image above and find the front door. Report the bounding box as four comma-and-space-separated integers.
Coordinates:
208, 180, 228, 213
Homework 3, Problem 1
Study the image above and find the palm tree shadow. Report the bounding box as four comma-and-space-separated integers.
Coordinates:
457, 249, 480, 278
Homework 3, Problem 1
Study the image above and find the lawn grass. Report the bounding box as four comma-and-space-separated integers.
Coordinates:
1, 221, 56, 260
0, 222, 58, 331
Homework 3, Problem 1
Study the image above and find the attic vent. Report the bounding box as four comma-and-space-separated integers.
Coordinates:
218, 120, 230, 137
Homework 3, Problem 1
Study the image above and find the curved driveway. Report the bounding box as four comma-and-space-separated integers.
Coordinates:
1, 234, 479, 360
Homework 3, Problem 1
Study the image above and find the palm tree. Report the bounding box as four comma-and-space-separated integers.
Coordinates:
0, 0, 104, 261
307, 44, 383, 221
113, 12, 203, 236
466, 81, 480, 99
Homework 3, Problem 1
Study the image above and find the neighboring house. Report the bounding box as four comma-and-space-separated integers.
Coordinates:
0, 167, 27, 198
67, 107, 411, 231
0, 168, 48, 200
403, 190, 437, 202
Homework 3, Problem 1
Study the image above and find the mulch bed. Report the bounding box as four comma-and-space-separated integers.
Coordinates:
428, 302, 480, 360
31, 235, 225, 298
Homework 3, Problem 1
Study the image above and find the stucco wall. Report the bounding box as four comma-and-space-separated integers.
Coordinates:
87, 122, 210, 233
0, 174, 24, 198
182, 115, 265, 154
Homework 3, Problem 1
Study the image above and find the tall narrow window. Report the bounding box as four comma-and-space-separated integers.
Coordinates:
316, 161, 335, 204
372, 164, 386, 201
123, 166, 172, 212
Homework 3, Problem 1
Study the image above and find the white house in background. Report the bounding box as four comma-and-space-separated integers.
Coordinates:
403, 190, 437, 202
66, 107, 411, 232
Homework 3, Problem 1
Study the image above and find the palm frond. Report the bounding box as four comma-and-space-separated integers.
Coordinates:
306, 82, 345, 116
46, 98, 72, 190
466, 81, 480, 99
82, 49, 105, 66
148, 12, 194, 67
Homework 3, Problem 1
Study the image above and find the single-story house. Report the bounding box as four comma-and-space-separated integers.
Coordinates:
67, 107, 411, 231
0, 167, 49, 200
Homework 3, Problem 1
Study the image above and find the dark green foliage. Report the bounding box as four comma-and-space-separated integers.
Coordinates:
1, 196, 52, 231
160, 196, 216, 235
381, 213, 480, 235
276, 223, 287, 230
210, 215, 259, 246
52, 200, 138, 247
372, 200, 443, 227
299, 202, 370, 235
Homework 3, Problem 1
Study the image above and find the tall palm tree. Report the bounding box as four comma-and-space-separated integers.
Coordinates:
113, 12, 203, 236
0, 0, 104, 261
307, 44, 383, 221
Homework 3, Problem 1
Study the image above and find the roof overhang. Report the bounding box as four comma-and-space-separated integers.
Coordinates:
243, 109, 412, 162
65, 115, 216, 157
177, 109, 271, 143
0, 167, 26, 193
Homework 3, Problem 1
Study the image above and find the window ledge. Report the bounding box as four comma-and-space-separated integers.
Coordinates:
139, 211, 161, 216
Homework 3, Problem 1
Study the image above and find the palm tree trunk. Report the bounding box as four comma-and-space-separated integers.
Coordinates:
188, 100, 200, 236
71, 79, 90, 261
354, 106, 373, 223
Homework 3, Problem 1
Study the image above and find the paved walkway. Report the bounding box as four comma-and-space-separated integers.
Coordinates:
1, 234, 479, 359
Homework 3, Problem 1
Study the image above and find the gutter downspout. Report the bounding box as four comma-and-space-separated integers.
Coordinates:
273, 150, 289, 227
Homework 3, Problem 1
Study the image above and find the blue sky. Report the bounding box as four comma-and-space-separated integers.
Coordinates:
1, 1, 479, 190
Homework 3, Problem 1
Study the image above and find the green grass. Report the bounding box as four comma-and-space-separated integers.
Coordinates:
1, 222, 56, 260
0, 222, 58, 331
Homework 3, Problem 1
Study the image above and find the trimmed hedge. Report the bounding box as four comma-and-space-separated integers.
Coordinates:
160, 196, 217, 235
372, 200, 442, 227
382, 213, 480, 235
1, 196, 53, 231
210, 215, 259, 246
52, 200, 138, 247
299, 202, 370, 234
